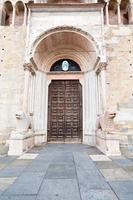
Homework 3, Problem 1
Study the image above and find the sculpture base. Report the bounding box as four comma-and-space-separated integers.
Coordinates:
96, 130, 121, 156
8, 131, 34, 156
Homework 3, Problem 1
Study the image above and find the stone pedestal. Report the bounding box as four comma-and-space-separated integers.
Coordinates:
8, 131, 34, 156
96, 130, 121, 156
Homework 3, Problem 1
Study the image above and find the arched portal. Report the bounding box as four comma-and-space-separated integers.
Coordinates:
27, 27, 103, 145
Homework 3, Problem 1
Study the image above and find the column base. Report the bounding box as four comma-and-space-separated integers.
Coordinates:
34, 131, 47, 145
96, 130, 121, 156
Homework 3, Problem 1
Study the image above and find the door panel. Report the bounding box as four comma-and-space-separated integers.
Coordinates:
48, 80, 82, 142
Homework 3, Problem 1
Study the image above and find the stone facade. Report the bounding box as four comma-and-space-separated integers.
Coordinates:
0, 26, 26, 143
0, 0, 133, 155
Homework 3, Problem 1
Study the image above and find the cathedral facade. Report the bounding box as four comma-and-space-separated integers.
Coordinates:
0, 0, 133, 155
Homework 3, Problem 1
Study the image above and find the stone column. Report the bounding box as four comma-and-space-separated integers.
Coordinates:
12, 4, 16, 25
96, 62, 107, 113
23, 4, 27, 25
23, 63, 35, 113
128, 0, 133, 24
117, 0, 121, 25
100, 64, 107, 112
84, 71, 97, 145
105, 0, 109, 25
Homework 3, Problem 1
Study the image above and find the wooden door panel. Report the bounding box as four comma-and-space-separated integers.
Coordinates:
48, 80, 82, 142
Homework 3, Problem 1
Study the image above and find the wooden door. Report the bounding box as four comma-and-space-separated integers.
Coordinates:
47, 80, 82, 142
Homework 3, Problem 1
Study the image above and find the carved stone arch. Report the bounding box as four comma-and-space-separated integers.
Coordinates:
1, 1, 13, 26
29, 26, 102, 72
31, 26, 100, 57
14, 1, 25, 26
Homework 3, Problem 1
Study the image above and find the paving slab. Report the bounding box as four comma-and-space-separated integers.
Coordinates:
0, 166, 25, 177
0, 144, 132, 200
80, 188, 119, 200
109, 181, 133, 194
95, 161, 120, 169
89, 155, 111, 161
36, 179, 81, 200
76, 165, 110, 190
18, 153, 38, 160
100, 168, 133, 181
0, 177, 16, 191
0, 196, 37, 200
24, 162, 49, 173
113, 158, 133, 167
45, 164, 76, 179
116, 193, 133, 200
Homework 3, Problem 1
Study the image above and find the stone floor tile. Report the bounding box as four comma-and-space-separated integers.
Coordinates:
113, 159, 133, 167
37, 179, 81, 200
76, 166, 110, 190
18, 153, 38, 160
0, 156, 17, 165
89, 155, 111, 161
124, 166, 133, 177
16, 172, 44, 184
80, 189, 119, 200
0, 166, 25, 177
0, 195, 37, 200
95, 161, 120, 169
3, 180, 42, 195
109, 156, 126, 160
0, 177, 16, 191
45, 164, 76, 179
24, 162, 49, 173
10, 160, 32, 167
100, 168, 133, 181
117, 193, 133, 200
109, 181, 133, 193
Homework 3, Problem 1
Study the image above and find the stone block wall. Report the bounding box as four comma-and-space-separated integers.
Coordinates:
105, 26, 133, 111
0, 26, 26, 143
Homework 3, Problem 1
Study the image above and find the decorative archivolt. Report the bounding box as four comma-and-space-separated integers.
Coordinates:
30, 26, 101, 72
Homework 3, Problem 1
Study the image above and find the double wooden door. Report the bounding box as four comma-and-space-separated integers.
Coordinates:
47, 80, 82, 142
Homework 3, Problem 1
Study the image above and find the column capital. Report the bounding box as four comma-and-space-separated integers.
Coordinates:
96, 62, 107, 74
23, 63, 36, 75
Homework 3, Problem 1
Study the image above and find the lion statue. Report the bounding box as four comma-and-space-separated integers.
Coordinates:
96, 111, 116, 133
11, 111, 33, 136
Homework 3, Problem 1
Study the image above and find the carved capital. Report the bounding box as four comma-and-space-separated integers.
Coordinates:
23, 63, 35, 76
96, 62, 107, 74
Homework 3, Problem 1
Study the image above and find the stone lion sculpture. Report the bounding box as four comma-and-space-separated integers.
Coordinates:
96, 111, 116, 133
11, 111, 33, 136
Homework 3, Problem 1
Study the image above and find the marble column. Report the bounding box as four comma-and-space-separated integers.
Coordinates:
23, 4, 27, 25
23, 63, 35, 113
84, 71, 97, 145
105, 0, 109, 25
34, 71, 47, 131
96, 62, 107, 113
117, 0, 121, 25
12, 5, 16, 25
